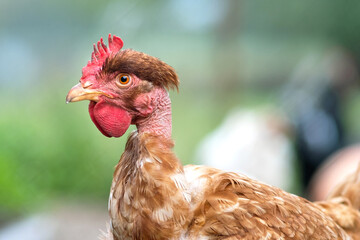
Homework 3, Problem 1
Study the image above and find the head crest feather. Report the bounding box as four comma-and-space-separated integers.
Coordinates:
82, 34, 124, 80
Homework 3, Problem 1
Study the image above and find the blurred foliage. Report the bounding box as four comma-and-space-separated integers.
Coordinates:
1, 0, 360, 222
0, 89, 123, 214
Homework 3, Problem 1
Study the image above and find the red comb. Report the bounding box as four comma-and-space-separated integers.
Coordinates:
81, 34, 124, 80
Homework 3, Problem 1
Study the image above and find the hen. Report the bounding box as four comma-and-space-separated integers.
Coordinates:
66, 34, 360, 240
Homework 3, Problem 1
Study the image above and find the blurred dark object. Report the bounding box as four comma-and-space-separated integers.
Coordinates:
295, 85, 344, 188
282, 48, 359, 193
308, 144, 360, 201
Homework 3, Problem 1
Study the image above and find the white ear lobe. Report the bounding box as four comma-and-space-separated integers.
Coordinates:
133, 94, 154, 117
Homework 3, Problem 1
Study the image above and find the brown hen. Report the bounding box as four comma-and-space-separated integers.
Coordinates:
66, 34, 360, 240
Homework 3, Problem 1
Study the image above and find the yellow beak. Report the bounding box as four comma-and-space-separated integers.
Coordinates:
66, 83, 112, 103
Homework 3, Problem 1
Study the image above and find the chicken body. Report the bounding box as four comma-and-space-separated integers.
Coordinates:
66, 35, 360, 240
106, 131, 356, 240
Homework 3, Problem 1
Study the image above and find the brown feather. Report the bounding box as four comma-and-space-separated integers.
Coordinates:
103, 49, 179, 91
184, 165, 350, 239
314, 164, 360, 240
316, 198, 360, 240
327, 163, 360, 210
109, 132, 191, 240
108, 132, 357, 239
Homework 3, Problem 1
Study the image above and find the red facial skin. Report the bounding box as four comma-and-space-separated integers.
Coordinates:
81, 74, 157, 138
89, 100, 131, 138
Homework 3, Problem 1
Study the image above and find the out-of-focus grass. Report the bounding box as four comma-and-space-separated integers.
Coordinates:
343, 91, 360, 142
0, 89, 123, 216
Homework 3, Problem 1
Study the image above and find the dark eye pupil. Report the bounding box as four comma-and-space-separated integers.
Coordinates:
120, 76, 128, 83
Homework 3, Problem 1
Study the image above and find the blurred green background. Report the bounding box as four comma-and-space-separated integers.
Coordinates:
2, 0, 360, 234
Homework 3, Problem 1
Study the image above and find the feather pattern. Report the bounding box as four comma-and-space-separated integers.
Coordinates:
109, 132, 191, 240
107, 132, 357, 240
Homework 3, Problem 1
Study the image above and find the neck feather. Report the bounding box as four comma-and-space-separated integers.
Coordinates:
110, 132, 190, 239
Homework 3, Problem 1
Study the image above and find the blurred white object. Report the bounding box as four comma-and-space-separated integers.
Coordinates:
0, 203, 108, 240
0, 214, 55, 240
196, 108, 294, 191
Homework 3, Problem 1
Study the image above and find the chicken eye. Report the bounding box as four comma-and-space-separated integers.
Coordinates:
117, 74, 131, 87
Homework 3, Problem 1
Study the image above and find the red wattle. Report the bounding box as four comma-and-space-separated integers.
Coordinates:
89, 101, 131, 138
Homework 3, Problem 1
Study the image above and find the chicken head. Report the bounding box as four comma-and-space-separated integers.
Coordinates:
66, 34, 179, 138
